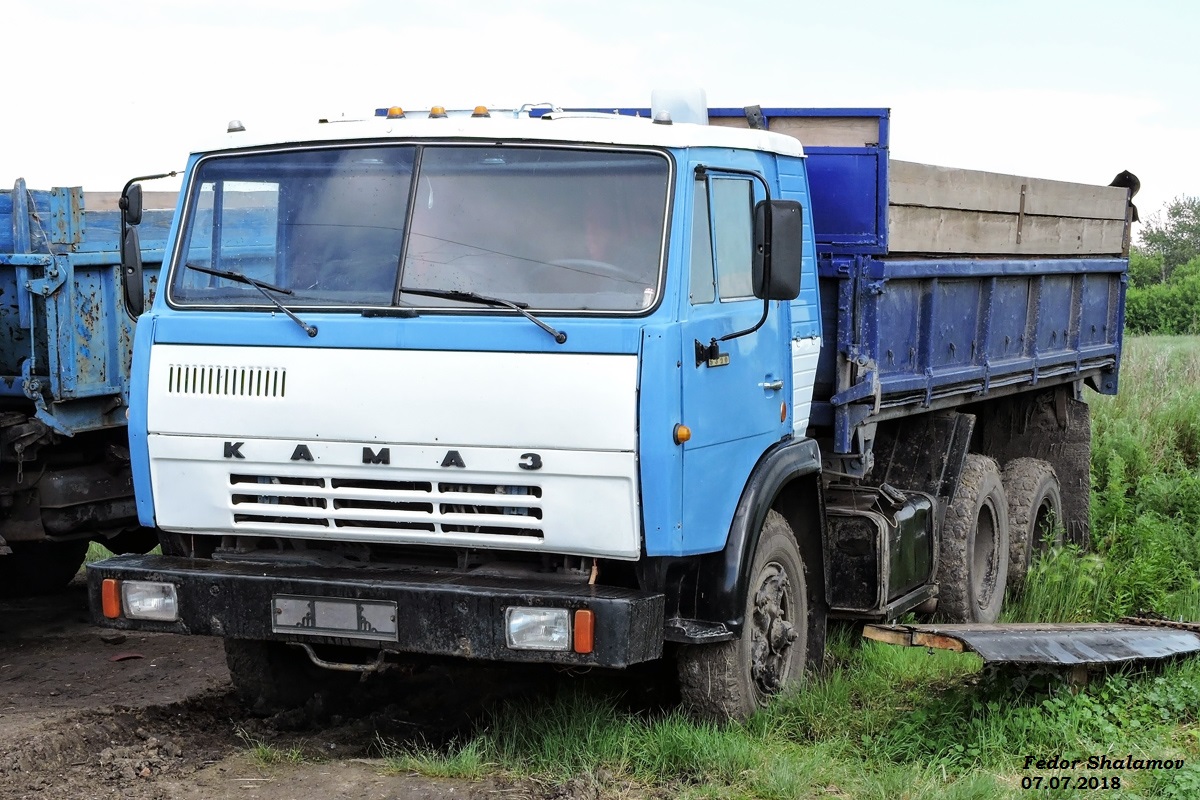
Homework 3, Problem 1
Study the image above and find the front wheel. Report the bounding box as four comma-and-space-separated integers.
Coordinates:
225, 639, 359, 714
677, 510, 808, 722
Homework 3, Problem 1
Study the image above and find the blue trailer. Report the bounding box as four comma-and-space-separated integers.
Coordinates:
0, 180, 173, 592
88, 100, 1133, 720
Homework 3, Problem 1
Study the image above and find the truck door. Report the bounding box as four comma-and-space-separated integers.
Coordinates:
679, 169, 790, 554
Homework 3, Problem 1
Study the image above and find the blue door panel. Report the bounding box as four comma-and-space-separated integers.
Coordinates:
677, 157, 791, 556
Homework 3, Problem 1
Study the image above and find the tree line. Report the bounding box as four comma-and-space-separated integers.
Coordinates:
1125, 195, 1200, 335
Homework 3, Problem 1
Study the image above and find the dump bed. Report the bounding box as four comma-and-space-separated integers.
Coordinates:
708, 108, 1130, 456
0, 181, 175, 434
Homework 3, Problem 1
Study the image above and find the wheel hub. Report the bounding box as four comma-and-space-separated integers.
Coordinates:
749, 564, 798, 695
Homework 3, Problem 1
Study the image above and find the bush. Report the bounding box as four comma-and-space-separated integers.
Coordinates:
1125, 257, 1200, 334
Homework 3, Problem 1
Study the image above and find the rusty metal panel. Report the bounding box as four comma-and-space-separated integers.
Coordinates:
3, 183, 167, 434
863, 621, 1200, 666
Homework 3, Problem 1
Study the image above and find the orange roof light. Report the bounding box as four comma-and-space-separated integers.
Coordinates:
386, 106, 406, 119
472, 105, 491, 118
428, 106, 448, 119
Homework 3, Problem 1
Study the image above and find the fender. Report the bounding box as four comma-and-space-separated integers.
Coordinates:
695, 436, 824, 632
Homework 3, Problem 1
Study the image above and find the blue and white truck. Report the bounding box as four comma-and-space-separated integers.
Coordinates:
0, 181, 173, 594
87, 99, 1131, 720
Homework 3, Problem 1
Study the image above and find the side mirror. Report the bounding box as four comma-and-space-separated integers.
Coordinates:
123, 226, 144, 316
753, 200, 803, 301
120, 183, 143, 226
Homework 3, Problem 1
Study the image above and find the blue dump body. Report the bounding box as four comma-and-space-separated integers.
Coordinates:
0, 181, 170, 434
779, 108, 1126, 456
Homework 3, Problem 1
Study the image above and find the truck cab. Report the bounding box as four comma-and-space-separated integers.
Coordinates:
94, 103, 825, 719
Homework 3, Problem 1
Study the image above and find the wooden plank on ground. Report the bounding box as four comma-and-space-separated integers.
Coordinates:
862, 625, 914, 647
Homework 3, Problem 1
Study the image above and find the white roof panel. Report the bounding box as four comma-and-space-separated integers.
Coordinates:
193, 114, 806, 158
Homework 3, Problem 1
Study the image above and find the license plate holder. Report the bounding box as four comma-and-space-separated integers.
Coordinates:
271, 595, 398, 642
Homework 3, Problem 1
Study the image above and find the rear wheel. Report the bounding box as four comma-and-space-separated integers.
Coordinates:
937, 454, 1010, 623
1002, 458, 1063, 590
677, 510, 808, 722
0, 540, 90, 596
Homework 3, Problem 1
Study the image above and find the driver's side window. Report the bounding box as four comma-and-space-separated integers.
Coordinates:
689, 175, 755, 305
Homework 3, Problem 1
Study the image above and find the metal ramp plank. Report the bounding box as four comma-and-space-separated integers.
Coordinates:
862, 620, 1200, 666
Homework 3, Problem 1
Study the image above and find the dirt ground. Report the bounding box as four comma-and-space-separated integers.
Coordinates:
0, 582, 657, 800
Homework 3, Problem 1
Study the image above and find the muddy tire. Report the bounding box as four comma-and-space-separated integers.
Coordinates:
677, 510, 808, 722
224, 639, 357, 713
1002, 458, 1063, 589
936, 454, 1010, 623
0, 540, 90, 596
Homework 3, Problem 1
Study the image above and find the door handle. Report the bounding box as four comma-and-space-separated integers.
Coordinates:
759, 380, 784, 391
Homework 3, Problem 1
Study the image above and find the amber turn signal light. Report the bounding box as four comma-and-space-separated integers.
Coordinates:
101, 578, 121, 619
673, 424, 691, 445
573, 609, 595, 654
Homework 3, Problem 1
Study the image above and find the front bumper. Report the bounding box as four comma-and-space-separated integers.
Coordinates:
86, 554, 665, 668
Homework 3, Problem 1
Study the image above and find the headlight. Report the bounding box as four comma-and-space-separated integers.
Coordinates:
121, 581, 180, 621
505, 606, 569, 651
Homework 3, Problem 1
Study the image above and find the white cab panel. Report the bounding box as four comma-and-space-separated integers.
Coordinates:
145, 346, 642, 558
791, 336, 820, 434
147, 346, 637, 451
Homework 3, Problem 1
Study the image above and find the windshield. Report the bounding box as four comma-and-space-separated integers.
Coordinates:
168, 144, 671, 313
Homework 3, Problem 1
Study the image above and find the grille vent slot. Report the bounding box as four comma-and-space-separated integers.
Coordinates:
229, 473, 543, 538
168, 365, 286, 397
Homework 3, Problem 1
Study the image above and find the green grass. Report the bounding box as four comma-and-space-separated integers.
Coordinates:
379, 641, 1200, 798
377, 335, 1200, 798
85, 541, 116, 564
236, 727, 309, 767
1008, 336, 1200, 624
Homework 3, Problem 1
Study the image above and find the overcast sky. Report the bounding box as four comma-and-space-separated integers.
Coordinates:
3, 0, 1195, 228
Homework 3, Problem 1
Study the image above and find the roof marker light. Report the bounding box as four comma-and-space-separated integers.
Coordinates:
429, 106, 448, 119
227, 119, 246, 133
386, 106, 406, 119
472, 105, 491, 118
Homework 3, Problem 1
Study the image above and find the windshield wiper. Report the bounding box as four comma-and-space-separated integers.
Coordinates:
398, 287, 567, 344
186, 264, 318, 338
